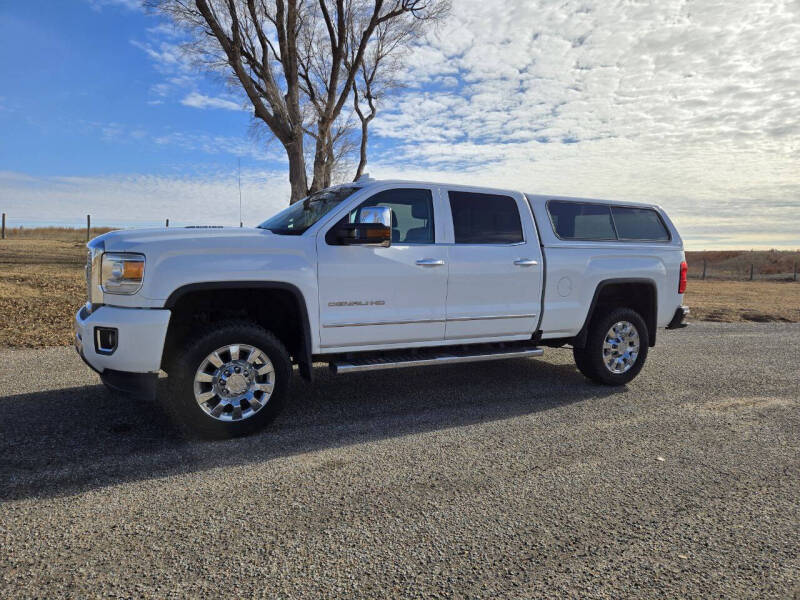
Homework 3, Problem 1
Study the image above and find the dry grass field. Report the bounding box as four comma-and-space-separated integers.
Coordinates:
0, 239, 86, 348
686, 280, 800, 323
1, 235, 798, 348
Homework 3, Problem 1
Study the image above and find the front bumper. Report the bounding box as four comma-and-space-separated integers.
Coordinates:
74, 304, 171, 373
666, 305, 690, 329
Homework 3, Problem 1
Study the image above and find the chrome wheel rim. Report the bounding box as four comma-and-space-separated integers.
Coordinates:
602, 321, 640, 374
193, 344, 275, 422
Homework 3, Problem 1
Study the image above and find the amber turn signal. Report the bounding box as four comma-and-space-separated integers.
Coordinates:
123, 260, 145, 280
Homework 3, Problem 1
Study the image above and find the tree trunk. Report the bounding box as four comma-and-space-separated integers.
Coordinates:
324, 142, 335, 188
309, 121, 331, 193
354, 117, 369, 180
286, 139, 308, 204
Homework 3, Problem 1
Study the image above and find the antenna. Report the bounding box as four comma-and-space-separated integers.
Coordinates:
238, 158, 243, 227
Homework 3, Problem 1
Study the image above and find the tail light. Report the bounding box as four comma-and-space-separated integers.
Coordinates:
679, 261, 688, 294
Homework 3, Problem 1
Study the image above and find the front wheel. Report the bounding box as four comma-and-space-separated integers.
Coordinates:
573, 307, 649, 386
163, 320, 291, 439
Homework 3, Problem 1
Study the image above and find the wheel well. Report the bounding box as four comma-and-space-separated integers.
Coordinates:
162, 284, 312, 379
574, 280, 657, 348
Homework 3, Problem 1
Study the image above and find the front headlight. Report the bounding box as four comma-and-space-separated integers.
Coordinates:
101, 253, 145, 294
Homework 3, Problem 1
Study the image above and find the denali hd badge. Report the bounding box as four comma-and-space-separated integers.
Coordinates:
328, 300, 386, 307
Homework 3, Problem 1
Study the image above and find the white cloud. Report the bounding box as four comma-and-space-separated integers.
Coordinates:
0, 170, 290, 228
368, 140, 800, 249
86, 0, 142, 12
77, 120, 282, 162
39, 0, 800, 248
150, 130, 279, 161
360, 0, 800, 248
181, 92, 243, 111
131, 32, 249, 114
146, 22, 181, 38
130, 39, 190, 74
394, 1, 799, 152
100, 122, 125, 141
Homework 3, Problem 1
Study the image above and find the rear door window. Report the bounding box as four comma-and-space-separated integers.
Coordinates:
448, 191, 523, 244
610, 206, 670, 241
547, 201, 616, 240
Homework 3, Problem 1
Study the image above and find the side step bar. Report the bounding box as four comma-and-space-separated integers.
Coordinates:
330, 346, 544, 375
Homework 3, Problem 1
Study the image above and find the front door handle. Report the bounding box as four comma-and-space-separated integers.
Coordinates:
514, 259, 539, 266
416, 258, 445, 266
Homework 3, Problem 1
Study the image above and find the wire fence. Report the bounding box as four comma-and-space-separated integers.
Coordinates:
2, 212, 798, 282
0, 212, 174, 242
0, 212, 246, 240
686, 250, 800, 281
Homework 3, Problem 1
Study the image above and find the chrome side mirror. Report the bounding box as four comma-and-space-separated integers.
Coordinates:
358, 206, 392, 228
335, 206, 392, 247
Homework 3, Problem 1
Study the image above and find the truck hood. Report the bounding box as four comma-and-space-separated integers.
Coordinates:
95, 226, 279, 253
91, 226, 315, 306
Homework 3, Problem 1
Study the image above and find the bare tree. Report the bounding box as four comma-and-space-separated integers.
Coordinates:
348, 15, 424, 180
152, 1, 447, 203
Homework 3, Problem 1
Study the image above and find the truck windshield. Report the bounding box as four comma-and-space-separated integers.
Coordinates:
258, 186, 360, 235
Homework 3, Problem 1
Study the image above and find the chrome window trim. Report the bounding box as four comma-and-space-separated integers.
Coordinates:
323, 318, 445, 328
322, 314, 537, 328
447, 313, 537, 322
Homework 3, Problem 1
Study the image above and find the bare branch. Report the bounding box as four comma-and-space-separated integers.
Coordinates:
152, 0, 449, 202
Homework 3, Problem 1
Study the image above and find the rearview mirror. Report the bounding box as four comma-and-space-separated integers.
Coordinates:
335, 206, 392, 247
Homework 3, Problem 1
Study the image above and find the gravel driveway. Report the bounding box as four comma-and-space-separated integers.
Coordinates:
1, 322, 798, 598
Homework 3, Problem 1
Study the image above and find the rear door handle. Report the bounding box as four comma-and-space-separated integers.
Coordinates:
416, 258, 445, 266
514, 259, 539, 266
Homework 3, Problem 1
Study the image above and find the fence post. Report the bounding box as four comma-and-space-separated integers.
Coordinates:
86, 215, 91, 241
749, 263, 754, 281
166, 218, 169, 228
702, 258, 707, 280
1, 213, 5, 240
794, 261, 797, 282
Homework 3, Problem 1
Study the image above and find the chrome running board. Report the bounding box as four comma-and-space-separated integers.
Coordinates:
330, 346, 544, 374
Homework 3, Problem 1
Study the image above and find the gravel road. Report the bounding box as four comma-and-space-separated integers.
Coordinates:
1, 322, 798, 599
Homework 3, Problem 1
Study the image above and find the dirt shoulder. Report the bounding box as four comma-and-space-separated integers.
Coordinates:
1, 238, 798, 348
685, 280, 800, 323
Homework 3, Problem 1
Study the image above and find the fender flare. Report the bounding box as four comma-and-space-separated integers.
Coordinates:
572, 278, 658, 349
164, 281, 314, 380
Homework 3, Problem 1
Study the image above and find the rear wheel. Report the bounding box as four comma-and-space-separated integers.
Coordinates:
163, 320, 291, 439
573, 307, 649, 386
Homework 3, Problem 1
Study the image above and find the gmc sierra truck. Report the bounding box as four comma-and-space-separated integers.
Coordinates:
75, 177, 689, 438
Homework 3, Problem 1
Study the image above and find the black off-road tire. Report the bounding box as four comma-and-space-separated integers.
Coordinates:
573, 307, 649, 386
163, 320, 291, 439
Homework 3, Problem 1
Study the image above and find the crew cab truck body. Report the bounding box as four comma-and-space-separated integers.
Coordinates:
75, 178, 689, 438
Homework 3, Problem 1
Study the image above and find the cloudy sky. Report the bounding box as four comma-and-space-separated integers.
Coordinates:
1, 0, 798, 248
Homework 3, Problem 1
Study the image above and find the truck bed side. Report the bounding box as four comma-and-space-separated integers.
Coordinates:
526, 194, 686, 341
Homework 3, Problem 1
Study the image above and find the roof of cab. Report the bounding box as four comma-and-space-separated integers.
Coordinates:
354, 176, 662, 210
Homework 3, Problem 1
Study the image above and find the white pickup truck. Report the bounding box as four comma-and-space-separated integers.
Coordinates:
75, 177, 689, 438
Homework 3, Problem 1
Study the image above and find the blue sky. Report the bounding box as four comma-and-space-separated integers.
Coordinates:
1, 0, 799, 249
0, 1, 274, 176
